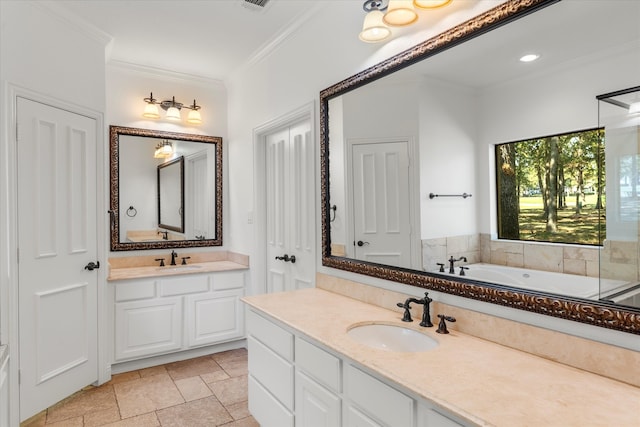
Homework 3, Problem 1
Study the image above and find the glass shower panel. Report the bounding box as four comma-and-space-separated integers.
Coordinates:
597, 86, 640, 308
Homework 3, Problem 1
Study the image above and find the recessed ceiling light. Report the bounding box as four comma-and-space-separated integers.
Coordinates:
520, 54, 540, 63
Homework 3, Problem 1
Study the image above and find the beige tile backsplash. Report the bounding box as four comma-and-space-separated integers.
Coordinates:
316, 273, 640, 388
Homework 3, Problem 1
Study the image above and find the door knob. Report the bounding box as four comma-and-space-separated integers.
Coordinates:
356, 240, 370, 247
84, 261, 100, 271
275, 254, 296, 263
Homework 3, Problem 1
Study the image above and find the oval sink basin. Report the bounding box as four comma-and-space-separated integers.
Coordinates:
347, 324, 438, 352
156, 265, 203, 272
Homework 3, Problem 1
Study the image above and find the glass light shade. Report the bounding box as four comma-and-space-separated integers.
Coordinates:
359, 10, 392, 43
187, 109, 202, 124
629, 101, 640, 115
165, 106, 181, 121
383, 0, 418, 27
143, 103, 160, 119
414, 0, 452, 9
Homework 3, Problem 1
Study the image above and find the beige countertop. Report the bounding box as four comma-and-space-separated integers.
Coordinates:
108, 251, 249, 281
242, 288, 640, 427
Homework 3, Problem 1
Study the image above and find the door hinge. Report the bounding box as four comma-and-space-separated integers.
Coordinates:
16, 248, 19, 264
18, 369, 21, 384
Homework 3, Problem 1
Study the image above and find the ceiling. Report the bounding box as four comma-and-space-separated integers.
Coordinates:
51, 0, 327, 81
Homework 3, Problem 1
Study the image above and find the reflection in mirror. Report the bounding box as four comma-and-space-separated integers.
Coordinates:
158, 156, 184, 233
110, 126, 222, 251
321, 0, 640, 334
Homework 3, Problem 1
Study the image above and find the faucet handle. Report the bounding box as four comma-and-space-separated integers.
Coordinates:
436, 314, 456, 334
436, 263, 445, 272
155, 258, 165, 267
396, 301, 413, 322
459, 266, 468, 276
181, 256, 191, 265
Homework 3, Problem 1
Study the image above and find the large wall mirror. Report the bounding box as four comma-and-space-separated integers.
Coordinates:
321, 0, 640, 334
110, 126, 222, 251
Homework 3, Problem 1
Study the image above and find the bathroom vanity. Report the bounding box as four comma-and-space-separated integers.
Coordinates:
107, 252, 248, 368
243, 288, 640, 427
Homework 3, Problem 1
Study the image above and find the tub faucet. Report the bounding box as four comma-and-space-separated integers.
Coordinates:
170, 250, 178, 266
448, 256, 467, 274
396, 292, 433, 327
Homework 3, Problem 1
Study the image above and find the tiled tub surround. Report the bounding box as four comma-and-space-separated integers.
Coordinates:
243, 287, 640, 426
317, 273, 640, 388
423, 233, 639, 283
108, 251, 249, 281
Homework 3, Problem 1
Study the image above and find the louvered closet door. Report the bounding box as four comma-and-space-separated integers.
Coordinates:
266, 120, 315, 292
17, 97, 99, 421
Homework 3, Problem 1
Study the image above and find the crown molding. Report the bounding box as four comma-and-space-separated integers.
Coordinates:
234, 2, 325, 78
107, 60, 226, 88
33, 0, 113, 47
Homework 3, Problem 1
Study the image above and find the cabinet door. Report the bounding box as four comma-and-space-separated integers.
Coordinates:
417, 402, 466, 427
296, 371, 341, 427
345, 405, 384, 427
184, 289, 244, 348
114, 297, 182, 361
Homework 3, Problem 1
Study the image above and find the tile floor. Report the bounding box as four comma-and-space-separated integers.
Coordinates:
21, 348, 258, 427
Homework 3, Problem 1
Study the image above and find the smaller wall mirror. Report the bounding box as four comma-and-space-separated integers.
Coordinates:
110, 126, 223, 251
158, 156, 184, 233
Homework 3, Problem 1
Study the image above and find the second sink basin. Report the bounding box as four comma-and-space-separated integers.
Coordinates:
347, 323, 438, 352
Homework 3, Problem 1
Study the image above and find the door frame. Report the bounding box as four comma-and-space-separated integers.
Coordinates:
344, 136, 422, 270
2, 85, 106, 424
252, 102, 315, 295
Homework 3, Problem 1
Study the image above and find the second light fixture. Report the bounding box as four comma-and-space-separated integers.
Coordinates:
359, 0, 452, 43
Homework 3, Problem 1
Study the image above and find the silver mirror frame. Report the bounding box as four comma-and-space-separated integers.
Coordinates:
109, 125, 223, 251
319, 0, 640, 335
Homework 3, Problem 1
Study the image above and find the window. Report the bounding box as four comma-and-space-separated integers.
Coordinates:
495, 128, 605, 245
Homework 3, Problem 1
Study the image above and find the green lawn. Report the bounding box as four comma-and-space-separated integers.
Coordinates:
518, 194, 604, 245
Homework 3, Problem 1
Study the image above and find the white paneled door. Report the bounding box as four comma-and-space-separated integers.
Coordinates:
266, 120, 315, 292
17, 98, 99, 421
351, 141, 412, 269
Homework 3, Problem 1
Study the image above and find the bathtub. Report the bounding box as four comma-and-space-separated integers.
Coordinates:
436, 263, 632, 300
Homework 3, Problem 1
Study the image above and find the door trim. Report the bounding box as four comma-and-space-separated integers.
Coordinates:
3, 85, 105, 424
252, 102, 315, 295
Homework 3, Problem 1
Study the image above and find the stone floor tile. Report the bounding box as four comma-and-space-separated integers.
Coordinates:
175, 376, 214, 402
138, 365, 167, 378
224, 400, 250, 420
156, 396, 233, 427
212, 348, 247, 364
201, 370, 231, 384
218, 359, 248, 377
45, 416, 83, 427
102, 412, 160, 427
83, 406, 121, 427
166, 355, 223, 381
109, 371, 141, 385
46, 386, 117, 424
114, 373, 184, 419
220, 416, 260, 427
208, 375, 248, 406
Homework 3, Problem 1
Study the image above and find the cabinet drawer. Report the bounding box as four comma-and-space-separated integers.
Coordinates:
114, 279, 156, 302
248, 336, 294, 410
249, 374, 294, 427
247, 309, 293, 361
296, 337, 341, 392
159, 275, 209, 296
346, 365, 414, 427
211, 271, 245, 290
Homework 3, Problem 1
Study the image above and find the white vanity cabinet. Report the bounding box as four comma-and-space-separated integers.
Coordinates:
246, 308, 467, 427
112, 271, 245, 362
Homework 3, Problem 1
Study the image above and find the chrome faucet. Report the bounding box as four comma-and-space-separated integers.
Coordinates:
170, 250, 178, 266
448, 256, 467, 274
396, 292, 433, 327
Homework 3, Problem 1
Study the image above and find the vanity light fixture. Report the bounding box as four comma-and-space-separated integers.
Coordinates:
360, 0, 392, 43
414, 0, 452, 8
359, 0, 453, 42
154, 140, 174, 159
143, 92, 203, 124
383, 0, 419, 27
